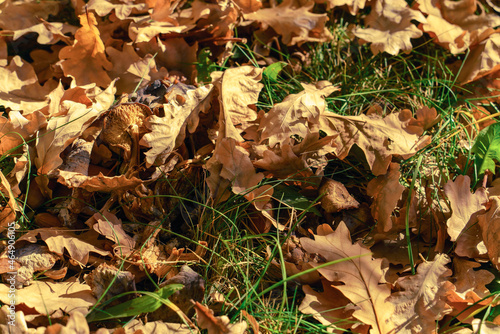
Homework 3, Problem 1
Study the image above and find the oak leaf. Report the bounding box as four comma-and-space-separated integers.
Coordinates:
366, 163, 405, 234
128, 17, 192, 43
452, 257, 494, 301
233, 0, 262, 13
0, 110, 46, 156
59, 12, 113, 87
314, 0, 367, 14
353, 0, 426, 55
0, 56, 57, 113
258, 82, 339, 148
211, 66, 264, 141
300, 222, 394, 334
194, 302, 247, 334
443, 175, 488, 258
0, 0, 59, 31
87, 0, 149, 20
456, 32, 500, 84
387, 254, 454, 334
244, 0, 333, 45
0, 280, 96, 317
93, 211, 136, 253
319, 109, 431, 176
18, 228, 110, 265
140, 84, 214, 166
253, 144, 312, 179
477, 196, 500, 270
12, 20, 76, 45
57, 171, 143, 192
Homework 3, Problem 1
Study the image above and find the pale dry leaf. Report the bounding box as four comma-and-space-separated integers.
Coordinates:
300, 222, 394, 334
35, 101, 105, 178
353, 0, 426, 55
477, 196, 500, 270
0, 56, 57, 113
366, 162, 405, 234
444, 175, 488, 258
128, 17, 192, 43
140, 84, 214, 166
0, 280, 96, 317
189, 0, 238, 39
299, 280, 355, 333
17, 228, 110, 265
211, 66, 264, 141
253, 144, 312, 179
0, 0, 59, 31
106, 43, 169, 94
471, 319, 500, 334
244, 0, 333, 45
387, 253, 454, 334
45, 311, 90, 334
319, 109, 431, 176
258, 82, 339, 147
59, 12, 113, 87
57, 171, 143, 193
87, 0, 149, 20
10, 244, 60, 287
124, 319, 193, 333
85, 263, 135, 302
93, 211, 136, 250
194, 302, 247, 334
12, 21, 77, 45
0, 110, 46, 156
456, 32, 500, 84
0, 171, 18, 231
452, 257, 494, 301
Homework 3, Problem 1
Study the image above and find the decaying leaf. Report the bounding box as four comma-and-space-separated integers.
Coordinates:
300, 223, 394, 334
319, 178, 359, 213
387, 254, 454, 334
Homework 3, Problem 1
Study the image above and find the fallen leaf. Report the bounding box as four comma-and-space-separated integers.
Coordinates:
0, 0, 59, 31
59, 12, 113, 87
12, 20, 76, 45
244, 0, 333, 45
57, 171, 143, 192
253, 144, 312, 179
87, 0, 149, 20
0, 280, 96, 317
452, 257, 494, 301
314, 0, 367, 14
477, 196, 500, 270
319, 109, 431, 176
93, 211, 136, 250
353, 0, 426, 55
194, 302, 247, 334
366, 163, 405, 234
319, 178, 359, 213
258, 82, 339, 147
0, 110, 46, 156
300, 223, 394, 334
85, 263, 135, 303
211, 66, 264, 141
387, 254, 454, 334
443, 175, 488, 258
45, 312, 90, 334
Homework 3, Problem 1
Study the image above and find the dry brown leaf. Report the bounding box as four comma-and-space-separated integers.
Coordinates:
253, 144, 312, 179
106, 43, 169, 94
314, 0, 367, 14
299, 280, 356, 333
244, 0, 333, 45
258, 82, 339, 148
0, 170, 18, 231
477, 196, 500, 270
194, 302, 247, 334
409, 106, 441, 132
45, 311, 90, 334
472, 319, 500, 333
128, 17, 192, 43
300, 222, 394, 334
0, 110, 46, 156
12, 20, 76, 45
319, 178, 359, 213
211, 66, 263, 141
87, 0, 149, 20
443, 175, 488, 258
59, 12, 113, 87
0, 56, 57, 113
456, 32, 500, 84
353, 0, 425, 55
320, 109, 431, 176
387, 254, 454, 334
85, 263, 135, 303
0, 280, 96, 317
452, 257, 494, 301
140, 84, 214, 166
366, 162, 405, 234
17, 228, 110, 265
57, 171, 143, 192
0, 0, 59, 31
124, 319, 193, 333
189, 0, 238, 40
93, 211, 136, 251
233, 0, 262, 13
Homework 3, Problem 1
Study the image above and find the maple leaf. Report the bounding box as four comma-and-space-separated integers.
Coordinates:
140, 84, 214, 166
477, 196, 500, 270
258, 82, 339, 148
387, 254, 454, 334
0, 56, 57, 113
244, 0, 333, 45
0, 280, 96, 317
443, 175, 488, 258
300, 222, 394, 334
366, 162, 405, 234
353, 0, 426, 55
211, 66, 264, 141
59, 12, 113, 87
319, 109, 431, 176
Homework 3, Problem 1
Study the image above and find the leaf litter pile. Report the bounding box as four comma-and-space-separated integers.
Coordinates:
1, 0, 500, 333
